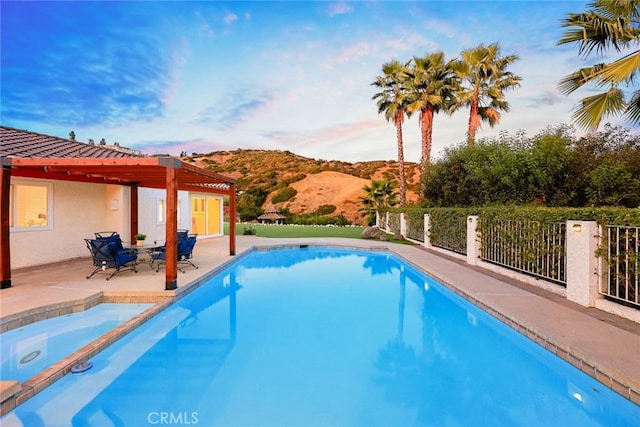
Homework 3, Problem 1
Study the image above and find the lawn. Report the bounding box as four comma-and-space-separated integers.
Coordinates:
224, 223, 366, 238
223, 223, 416, 245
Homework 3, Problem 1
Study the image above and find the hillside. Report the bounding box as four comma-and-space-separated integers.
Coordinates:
184, 149, 420, 224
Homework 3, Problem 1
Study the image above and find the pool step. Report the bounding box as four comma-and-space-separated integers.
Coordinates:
0, 380, 21, 413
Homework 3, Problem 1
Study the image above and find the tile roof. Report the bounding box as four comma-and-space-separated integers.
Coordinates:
0, 126, 141, 158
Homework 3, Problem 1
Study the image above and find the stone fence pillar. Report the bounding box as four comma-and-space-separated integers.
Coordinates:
400, 213, 407, 238
566, 220, 600, 307
424, 214, 431, 249
467, 216, 480, 266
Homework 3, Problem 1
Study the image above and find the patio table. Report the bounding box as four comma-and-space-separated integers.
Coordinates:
124, 244, 163, 267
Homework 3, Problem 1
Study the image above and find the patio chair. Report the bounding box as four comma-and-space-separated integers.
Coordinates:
151, 233, 199, 273
85, 237, 138, 280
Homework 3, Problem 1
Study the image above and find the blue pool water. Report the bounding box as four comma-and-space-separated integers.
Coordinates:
1, 303, 153, 383
1, 248, 638, 426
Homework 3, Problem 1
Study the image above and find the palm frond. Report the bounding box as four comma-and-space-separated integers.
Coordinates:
571, 87, 626, 129
561, 18, 636, 54
596, 49, 640, 84
558, 64, 607, 95
624, 89, 640, 125
478, 107, 501, 127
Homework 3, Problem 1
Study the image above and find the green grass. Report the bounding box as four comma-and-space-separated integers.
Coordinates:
224, 223, 365, 238
223, 223, 416, 245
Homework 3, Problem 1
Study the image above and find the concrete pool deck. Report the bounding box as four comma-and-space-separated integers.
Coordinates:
1, 235, 639, 413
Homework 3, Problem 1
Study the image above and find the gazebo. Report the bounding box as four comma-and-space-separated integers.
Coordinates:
257, 205, 286, 224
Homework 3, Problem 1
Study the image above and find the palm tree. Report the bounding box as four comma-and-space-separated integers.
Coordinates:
359, 179, 399, 226
451, 43, 522, 145
406, 52, 459, 195
557, 0, 640, 130
372, 60, 411, 204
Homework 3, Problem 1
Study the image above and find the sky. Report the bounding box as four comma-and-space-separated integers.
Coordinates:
0, 0, 633, 163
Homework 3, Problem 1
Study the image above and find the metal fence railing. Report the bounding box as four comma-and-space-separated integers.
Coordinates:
431, 217, 467, 255
480, 220, 567, 285
387, 212, 401, 236
601, 225, 640, 308
405, 214, 425, 242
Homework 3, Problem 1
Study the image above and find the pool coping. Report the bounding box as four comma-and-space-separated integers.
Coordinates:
1, 242, 638, 415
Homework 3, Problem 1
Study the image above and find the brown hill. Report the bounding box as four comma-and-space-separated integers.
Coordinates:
184, 149, 420, 225
267, 171, 370, 224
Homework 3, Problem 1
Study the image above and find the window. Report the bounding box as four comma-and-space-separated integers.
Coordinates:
10, 182, 52, 230
157, 198, 181, 224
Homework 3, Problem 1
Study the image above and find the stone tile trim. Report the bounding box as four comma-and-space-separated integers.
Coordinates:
0, 294, 103, 333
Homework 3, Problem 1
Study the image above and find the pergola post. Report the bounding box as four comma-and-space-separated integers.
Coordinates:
229, 183, 236, 256
0, 164, 12, 289
130, 184, 139, 243
165, 167, 178, 290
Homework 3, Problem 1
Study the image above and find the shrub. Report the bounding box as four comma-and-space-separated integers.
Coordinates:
272, 186, 297, 203
243, 226, 257, 235
316, 204, 337, 215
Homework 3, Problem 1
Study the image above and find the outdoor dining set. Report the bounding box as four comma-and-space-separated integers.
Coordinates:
84, 230, 198, 280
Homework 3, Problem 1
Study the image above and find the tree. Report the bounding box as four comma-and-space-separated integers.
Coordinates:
451, 43, 522, 145
406, 52, 458, 196
359, 179, 399, 226
558, 0, 640, 129
372, 60, 411, 204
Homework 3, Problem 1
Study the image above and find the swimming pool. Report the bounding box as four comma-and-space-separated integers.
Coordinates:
1, 247, 638, 426
1, 303, 154, 383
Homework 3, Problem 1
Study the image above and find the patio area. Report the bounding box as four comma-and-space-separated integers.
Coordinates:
1, 235, 639, 412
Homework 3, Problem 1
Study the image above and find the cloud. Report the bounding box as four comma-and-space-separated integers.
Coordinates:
132, 137, 235, 156
334, 41, 374, 64
326, 2, 354, 17
192, 90, 276, 130
383, 32, 438, 57
224, 12, 238, 25
0, 2, 171, 127
528, 91, 565, 107
265, 119, 385, 150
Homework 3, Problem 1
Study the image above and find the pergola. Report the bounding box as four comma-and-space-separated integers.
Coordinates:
0, 156, 237, 290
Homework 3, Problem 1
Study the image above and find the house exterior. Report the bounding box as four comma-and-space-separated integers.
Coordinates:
0, 126, 236, 290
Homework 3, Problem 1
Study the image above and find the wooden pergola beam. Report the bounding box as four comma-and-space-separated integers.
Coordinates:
0, 165, 11, 289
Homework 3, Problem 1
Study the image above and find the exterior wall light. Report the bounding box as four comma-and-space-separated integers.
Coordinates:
572, 224, 582, 232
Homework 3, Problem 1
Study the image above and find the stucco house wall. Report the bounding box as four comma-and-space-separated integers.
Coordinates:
10, 178, 129, 269
137, 188, 191, 244
11, 181, 227, 269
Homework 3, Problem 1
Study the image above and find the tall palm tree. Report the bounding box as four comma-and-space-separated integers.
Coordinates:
451, 43, 522, 145
558, 0, 640, 130
406, 52, 459, 195
372, 60, 410, 204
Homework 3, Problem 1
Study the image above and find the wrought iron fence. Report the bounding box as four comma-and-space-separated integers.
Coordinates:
387, 212, 401, 236
405, 213, 425, 242
479, 220, 567, 285
431, 217, 467, 255
601, 225, 639, 308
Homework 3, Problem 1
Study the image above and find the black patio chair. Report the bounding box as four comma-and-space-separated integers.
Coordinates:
151, 233, 199, 273
85, 236, 138, 280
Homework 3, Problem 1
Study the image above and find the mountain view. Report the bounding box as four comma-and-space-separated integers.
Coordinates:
184, 149, 421, 225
